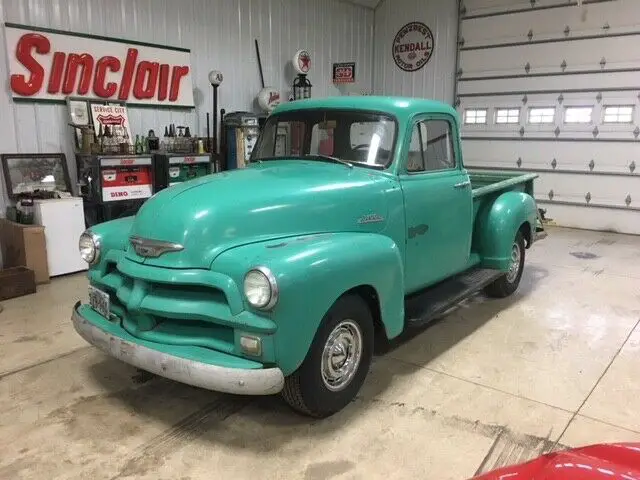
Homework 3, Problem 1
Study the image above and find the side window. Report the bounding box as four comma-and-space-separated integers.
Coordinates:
406, 119, 456, 173
424, 120, 455, 171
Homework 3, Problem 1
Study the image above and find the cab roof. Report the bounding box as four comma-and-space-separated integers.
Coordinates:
272, 95, 459, 122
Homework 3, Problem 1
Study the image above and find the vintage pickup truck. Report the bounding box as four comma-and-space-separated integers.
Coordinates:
72, 96, 546, 418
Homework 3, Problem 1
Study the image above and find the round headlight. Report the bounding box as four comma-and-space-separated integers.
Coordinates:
243, 267, 278, 310
79, 231, 100, 265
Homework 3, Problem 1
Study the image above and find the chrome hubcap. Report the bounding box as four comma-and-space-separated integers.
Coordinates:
506, 241, 521, 283
321, 320, 363, 392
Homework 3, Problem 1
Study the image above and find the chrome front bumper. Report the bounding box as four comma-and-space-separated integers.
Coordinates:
71, 303, 284, 395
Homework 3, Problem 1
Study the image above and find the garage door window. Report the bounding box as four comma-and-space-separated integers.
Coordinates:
603, 106, 634, 123
495, 108, 520, 124
564, 106, 593, 124
464, 109, 487, 125
528, 107, 555, 124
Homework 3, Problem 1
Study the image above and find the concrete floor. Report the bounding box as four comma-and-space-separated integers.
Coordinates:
1, 226, 640, 479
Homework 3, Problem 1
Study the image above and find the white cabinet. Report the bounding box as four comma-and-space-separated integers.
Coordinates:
33, 198, 87, 277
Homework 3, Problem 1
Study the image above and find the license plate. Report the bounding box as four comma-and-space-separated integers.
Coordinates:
88, 285, 110, 319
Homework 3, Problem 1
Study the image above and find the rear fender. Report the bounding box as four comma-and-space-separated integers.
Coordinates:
211, 232, 405, 375
475, 191, 537, 270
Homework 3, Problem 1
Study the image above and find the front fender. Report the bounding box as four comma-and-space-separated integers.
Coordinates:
475, 191, 537, 270
88, 217, 135, 268
211, 232, 405, 375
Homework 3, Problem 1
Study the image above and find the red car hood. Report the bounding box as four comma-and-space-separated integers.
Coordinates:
473, 443, 640, 480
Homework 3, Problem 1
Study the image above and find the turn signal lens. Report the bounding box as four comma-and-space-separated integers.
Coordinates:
240, 335, 262, 356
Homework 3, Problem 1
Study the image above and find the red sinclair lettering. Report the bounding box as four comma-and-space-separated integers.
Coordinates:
169, 66, 189, 102
10, 33, 190, 102
47, 52, 65, 93
133, 61, 159, 99
94, 56, 121, 97
62, 53, 94, 95
118, 47, 137, 100
11, 33, 49, 96
119, 159, 135, 165
158, 64, 170, 101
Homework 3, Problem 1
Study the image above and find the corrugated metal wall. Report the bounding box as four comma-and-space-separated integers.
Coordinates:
372, 0, 458, 102
0, 0, 374, 207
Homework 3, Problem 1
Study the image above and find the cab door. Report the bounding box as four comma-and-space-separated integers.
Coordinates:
399, 115, 473, 294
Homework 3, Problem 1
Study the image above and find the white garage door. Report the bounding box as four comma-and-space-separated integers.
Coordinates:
456, 0, 640, 235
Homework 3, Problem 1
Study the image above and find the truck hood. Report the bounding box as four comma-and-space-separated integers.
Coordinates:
126, 160, 393, 269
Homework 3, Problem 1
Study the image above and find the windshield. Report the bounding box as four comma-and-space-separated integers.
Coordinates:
251, 109, 397, 168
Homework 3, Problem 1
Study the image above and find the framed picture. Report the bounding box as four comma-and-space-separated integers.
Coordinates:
66, 96, 91, 149
1, 153, 72, 200
66, 96, 91, 126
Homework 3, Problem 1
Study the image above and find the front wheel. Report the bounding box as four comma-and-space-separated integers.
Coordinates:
281, 294, 374, 418
485, 232, 525, 298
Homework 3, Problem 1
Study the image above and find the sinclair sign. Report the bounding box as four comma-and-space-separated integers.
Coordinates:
4, 23, 194, 107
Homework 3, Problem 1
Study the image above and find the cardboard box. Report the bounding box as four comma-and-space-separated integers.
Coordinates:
0, 218, 50, 284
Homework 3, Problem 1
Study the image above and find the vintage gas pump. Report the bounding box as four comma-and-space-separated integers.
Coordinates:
153, 153, 212, 192
76, 153, 155, 225
292, 49, 312, 100
222, 112, 260, 169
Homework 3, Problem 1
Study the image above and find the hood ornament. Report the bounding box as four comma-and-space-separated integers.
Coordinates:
129, 236, 184, 258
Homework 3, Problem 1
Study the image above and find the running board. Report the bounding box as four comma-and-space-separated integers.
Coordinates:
405, 268, 504, 327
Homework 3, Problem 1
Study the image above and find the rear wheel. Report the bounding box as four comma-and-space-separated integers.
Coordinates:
281, 294, 374, 418
485, 232, 525, 298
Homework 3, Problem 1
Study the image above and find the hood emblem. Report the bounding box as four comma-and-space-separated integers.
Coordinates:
129, 236, 184, 258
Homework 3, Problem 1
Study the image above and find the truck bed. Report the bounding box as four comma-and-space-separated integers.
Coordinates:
468, 170, 538, 199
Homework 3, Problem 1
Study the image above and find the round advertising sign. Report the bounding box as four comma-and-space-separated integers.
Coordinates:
257, 86, 281, 112
392, 21, 434, 72
293, 49, 311, 75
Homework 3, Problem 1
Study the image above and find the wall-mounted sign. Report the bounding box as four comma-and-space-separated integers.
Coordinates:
5, 23, 194, 107
90, 103, 133, 143
293, 49, 311, 75
332, 62, 356, 83
392, 22, 434, 72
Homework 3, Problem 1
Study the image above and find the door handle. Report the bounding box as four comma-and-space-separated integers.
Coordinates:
454, 180, 471, 189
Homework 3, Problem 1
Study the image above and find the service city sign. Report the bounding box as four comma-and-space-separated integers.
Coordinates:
392, 21, 434, 72
4, 23, 195, 107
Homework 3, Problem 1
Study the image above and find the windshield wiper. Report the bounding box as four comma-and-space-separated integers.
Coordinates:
302, 154, 353, 168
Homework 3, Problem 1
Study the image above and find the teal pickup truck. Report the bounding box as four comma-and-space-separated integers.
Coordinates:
72, 96, 546, 418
